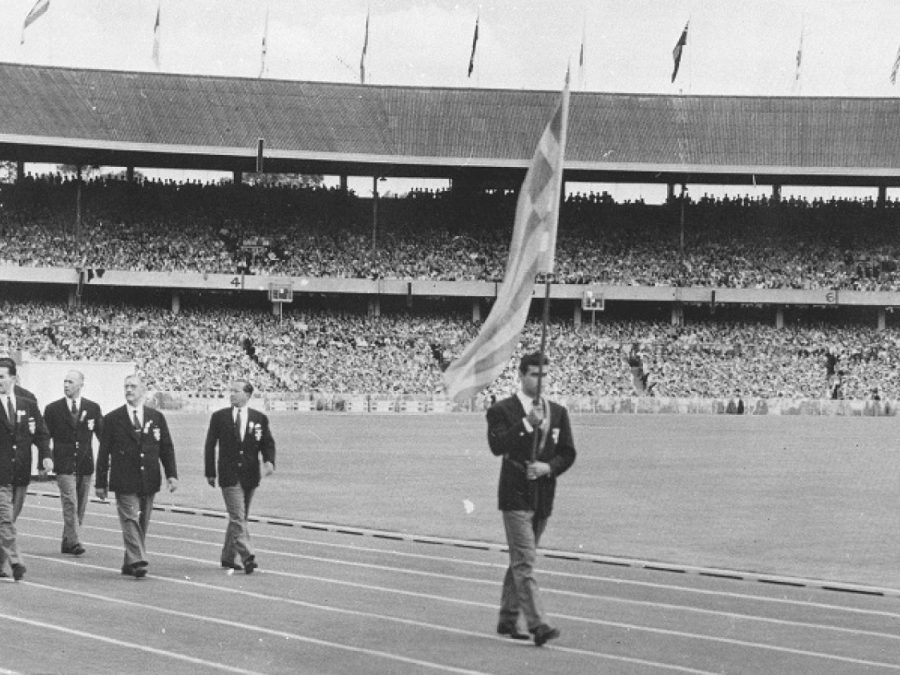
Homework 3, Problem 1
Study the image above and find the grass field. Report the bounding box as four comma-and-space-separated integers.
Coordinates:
108, 412, 900, 590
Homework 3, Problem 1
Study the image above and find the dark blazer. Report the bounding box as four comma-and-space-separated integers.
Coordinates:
486, 395, 576, 519
0, 393, 51, 486
44, 397, 103, 476
96, 404, 177, 496
204, 406, 276, 491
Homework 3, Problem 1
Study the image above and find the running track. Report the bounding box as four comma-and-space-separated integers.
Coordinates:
2, 493, 900, 674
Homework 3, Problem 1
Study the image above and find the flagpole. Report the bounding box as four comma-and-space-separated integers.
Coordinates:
531, 275, 552, 463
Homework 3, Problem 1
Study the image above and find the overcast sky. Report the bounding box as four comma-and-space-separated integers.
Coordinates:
2, 0, 897, 199
3, 0, 900, 96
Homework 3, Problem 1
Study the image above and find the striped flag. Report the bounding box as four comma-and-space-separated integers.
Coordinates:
360, 9, 370, 84
443, 78, 570, 402
152, 4, 161, 68
891, 45, 900, 85
467, 14, 479, 77
671, 21, 688, 83
21, 0, 50, 44
259, 7, 269, 78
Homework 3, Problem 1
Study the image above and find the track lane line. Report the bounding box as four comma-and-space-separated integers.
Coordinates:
20, 532, 900, 671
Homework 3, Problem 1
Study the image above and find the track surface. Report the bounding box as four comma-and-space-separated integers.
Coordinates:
3, 496, 900, 674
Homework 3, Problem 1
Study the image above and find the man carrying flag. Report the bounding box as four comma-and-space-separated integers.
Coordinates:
443, 76, 574, 646
672, 21, 689, 83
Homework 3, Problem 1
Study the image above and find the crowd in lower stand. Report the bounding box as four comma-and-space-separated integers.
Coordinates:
2, 299, 896, 401
3, 175, 900, 289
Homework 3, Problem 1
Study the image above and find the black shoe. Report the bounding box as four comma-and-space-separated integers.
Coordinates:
220, 561, 242, 570
11, 564, 25, 581
497, 622, 530, 640
531, 624, 560, 647
121, 563, 148, 578
62, 544, 86, 556
133, 567, 147, 579
243, 556, 258, 575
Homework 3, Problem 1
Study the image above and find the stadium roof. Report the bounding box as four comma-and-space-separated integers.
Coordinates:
3, 62, 900, 186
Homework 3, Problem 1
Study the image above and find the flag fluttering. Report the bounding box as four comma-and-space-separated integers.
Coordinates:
671, 21, 689, 83
795, 25, 804, 83
21, 0, 49, 44
360, 10, 370, 84
259, 7, 269, 78
891, 46, 900, 85
152, 5, 161, 68
467, 14, 479, 77
443, 77, 570, 402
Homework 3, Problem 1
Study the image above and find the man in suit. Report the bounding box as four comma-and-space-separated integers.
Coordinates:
486, 352, 576, 647
96, 374, 178, 578
44, 370, 103, 556
205, 379, 275, 574
0, 357, 52, 580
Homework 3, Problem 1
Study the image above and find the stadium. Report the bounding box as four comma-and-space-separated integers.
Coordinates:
3, 4, 900, 673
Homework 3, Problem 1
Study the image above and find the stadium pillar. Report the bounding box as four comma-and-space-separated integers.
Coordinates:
126, 166, 134, 182
233, 170, 242, 184
340, 175, 348, 192
878, 185, 887, 208
67, 287, 77, 310
472, 300, 481, 323
368, 297, 380, 317
667, 184, 675, 202
573, 303, 581, 327
171, 291, 181, 315
772, 184, 782, 202
878, 307, 886, 331
775, 306, 784, 329
670, 303, 683, 326
16, 161, 24, 181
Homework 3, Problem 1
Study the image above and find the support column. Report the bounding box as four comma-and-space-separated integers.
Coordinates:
16, 161, 24, 181
772, 184, 782, 203
126, 166, 135, 182
775, 306, 784, 329
340, 175, 348, 192
670, 303, 683, 326
171, 291, 181, 315
878, 185, 887, 208
233, 170, 242, 185
573, 303, 582, 328
67, 287, 77, 310
667, 183, 675, 202
878, 307, 886, 331
472, 300, 481, 323
368, 297, 381, 317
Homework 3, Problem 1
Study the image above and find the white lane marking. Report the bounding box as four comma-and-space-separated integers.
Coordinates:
27, 555, 713, 675
21, 532, 900, 671
27, 501, 900, 622
0, 611, 263, 675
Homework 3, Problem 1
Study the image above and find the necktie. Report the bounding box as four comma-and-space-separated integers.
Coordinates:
6, 397, 13, 423
132, 409, 141, 431
71, 399, 78, 421
234, 408, 242, 440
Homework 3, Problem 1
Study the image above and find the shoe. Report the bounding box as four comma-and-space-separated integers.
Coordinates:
497, 622, 530, 640
121, 563, 148, 578
133, 567, 147, 579
11, 564, 25, 581
62, 544, 86, 556
531, 624, 560, 647
243, 556, 258, 575
220, 561, 242, 570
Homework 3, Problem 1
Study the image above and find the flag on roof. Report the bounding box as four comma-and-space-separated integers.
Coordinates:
795, 25, 804, 82
152, 5, 161, 68
671, 21, 688, 83
21, 0, 49, 44
467, 14, 479, 77
443, 76, 570, 402
891, 45, 900, 84
259, 7, 269, 78
360, 10, 370, 84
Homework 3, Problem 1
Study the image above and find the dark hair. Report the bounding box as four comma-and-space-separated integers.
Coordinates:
0, 357, 16, 376
518, 352, 549, 374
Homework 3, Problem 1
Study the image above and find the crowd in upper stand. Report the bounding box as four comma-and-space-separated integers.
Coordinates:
2, 174, 900, 290
2, 299, 897, 400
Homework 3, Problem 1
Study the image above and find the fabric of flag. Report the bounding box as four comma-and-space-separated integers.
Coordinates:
21, 0, 50, 44
671, 21, 688, 83
795, 29, 803, 82
360, 10, 369, 84
152, 5, 160, 68
259, 8, 269, 78
467, 15, 479, 77
443, 79, 570, 403
891, 46, 900, 85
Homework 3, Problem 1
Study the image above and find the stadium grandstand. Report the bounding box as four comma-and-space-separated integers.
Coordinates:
3, 63, 900, 413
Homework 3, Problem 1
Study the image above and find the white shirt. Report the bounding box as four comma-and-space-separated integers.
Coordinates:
233, 405, 247, 440
127, 404, 143, 428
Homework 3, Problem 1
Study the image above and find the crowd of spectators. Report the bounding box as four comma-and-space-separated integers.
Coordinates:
3, 175, 900, 290
3, 299, 898, 401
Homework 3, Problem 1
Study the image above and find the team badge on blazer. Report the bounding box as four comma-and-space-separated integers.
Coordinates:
28, 416, 36, 434
552, 428, 560, 444
252, 422, 262, 441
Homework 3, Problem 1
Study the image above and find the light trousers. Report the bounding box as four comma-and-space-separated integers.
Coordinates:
221, 485, 255, 565
115, 492, 155, 568
499, 509, 548, 631
58, 474, 92, 548
0, 485, 20, 570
